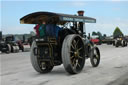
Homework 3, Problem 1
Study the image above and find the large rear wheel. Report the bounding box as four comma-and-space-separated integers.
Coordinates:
62, 34, 85, 74
30, 41, 53, 73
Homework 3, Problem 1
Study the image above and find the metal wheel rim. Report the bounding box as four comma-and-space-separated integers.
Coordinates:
70, 37, 85, 72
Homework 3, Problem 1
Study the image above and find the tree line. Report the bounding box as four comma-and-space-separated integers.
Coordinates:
92, 27, 124, 39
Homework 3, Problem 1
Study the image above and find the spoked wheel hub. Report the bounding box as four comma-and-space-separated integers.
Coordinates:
70, 40, 84, 68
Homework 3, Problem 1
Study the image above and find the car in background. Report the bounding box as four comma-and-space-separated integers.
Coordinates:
114, 36, 127, 47
5, 35, 19, 53
0, 40, 11, 53
102, 36, 114, 45
90, 35, 101, 45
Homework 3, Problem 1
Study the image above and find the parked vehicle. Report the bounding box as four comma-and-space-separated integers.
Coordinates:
0, 31, 11, 53
17, 35, 30, 52
114, 36, 127, 47
102, 36, 114, 45
0, 40, 11, 53
20, 11, 101, 74
90, 35, 101, 45
124, 36, 128, 43
5, 35, 19, 53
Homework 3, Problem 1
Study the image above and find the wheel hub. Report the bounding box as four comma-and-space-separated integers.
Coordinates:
74, 51, 78, 57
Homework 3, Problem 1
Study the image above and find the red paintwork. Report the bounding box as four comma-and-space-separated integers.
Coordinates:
90, 39, 99, 44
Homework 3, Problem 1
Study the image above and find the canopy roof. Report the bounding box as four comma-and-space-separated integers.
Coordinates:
20, 11, 96, 24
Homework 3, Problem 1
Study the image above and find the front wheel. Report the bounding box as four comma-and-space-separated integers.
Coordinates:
30, 41, 53, 73
115, 42, 119, 47
122, 40, 125, 47
6, 44, 11, 53
62, 34, 85, 74
90, 47, 100, 67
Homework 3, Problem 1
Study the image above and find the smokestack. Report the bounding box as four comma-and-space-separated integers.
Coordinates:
77, 10, 84, 16
77, 10, 85, 35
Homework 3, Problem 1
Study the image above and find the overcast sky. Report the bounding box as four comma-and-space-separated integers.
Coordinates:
1, 0, 128, 36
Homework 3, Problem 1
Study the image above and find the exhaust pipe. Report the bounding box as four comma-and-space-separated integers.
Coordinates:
77, 10, 84, 16
77, 10, 85, 35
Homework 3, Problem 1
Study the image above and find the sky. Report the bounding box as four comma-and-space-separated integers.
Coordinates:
1, 0, 128, 36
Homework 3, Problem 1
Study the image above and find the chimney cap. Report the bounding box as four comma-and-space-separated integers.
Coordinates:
77, 10, 84, 16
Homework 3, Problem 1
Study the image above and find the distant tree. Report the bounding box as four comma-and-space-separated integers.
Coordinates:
97, 31, 103, 40
92, 31, 104, 41
103, 34, 107, 38
102, 34, 107, 39
97, 31, 102, 36
113, 27, 123, 38
92, 31, 97, 35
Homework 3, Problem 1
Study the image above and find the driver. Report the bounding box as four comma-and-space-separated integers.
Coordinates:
38, 21, 46, 37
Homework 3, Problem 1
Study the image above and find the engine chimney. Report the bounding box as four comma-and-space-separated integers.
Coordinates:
77, 10, 85, 35
77, 10, 84, 16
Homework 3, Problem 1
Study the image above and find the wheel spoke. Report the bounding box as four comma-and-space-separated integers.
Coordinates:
78, 47, 82, 51
77, 63, 81, 67
73, 40, 77, 50
75, 60, 78, 67
70, 51, 74, 53
72, 58, 76, 66
78, 55, 83, 59
95, 54, 99, 59
71, 44, 75, 49
76, 40, 79, 45
73, 40, 76, 44
76, 59, 80, 67
75, 40, 79, 49
71, 56, 75, 59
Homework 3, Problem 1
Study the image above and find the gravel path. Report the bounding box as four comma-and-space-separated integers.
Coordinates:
1, 44, 128, 85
